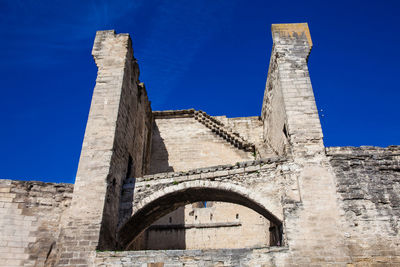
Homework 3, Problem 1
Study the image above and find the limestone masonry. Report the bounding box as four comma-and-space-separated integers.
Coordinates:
1, 23, 399, 266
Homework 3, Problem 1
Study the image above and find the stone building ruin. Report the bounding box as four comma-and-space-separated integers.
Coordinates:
0, 23, 399, 266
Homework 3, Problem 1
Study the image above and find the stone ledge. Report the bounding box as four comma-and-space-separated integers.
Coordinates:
0, 179, 74, 192
96, 246, 288, 256
326, 146, 400, 157
148, 222, 241, 230
152, 109, 195, 118
132, 157, 287, 183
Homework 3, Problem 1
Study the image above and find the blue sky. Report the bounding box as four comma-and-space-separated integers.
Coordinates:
0, 0, 399, 183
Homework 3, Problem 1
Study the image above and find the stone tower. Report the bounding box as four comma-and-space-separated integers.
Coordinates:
0, 23, 399, 267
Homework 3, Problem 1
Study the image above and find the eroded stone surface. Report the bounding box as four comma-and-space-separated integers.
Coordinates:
1, 23, 399, 267
0, 180, 72, 267
328, 146, 400, 265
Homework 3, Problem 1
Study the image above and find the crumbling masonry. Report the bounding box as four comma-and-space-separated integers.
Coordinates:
0, 23, 399, 266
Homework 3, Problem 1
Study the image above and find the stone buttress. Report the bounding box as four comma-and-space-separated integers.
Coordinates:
50, 30, 152, 266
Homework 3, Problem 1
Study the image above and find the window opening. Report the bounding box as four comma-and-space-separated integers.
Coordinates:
126, 155, 133, 179
283, 124, 288, 138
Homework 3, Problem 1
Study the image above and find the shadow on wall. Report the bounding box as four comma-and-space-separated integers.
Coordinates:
131, 207, 187, 250
118, 156, 136, 229
127, 121, 186, 249
148, 122, 174, 175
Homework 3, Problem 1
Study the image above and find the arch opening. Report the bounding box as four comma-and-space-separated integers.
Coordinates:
117, 186, 283, 250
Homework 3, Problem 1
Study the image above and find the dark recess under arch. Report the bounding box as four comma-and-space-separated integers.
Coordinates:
117, 187, 282, 249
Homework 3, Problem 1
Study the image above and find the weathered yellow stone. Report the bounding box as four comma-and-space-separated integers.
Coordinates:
271, 23, 312, 47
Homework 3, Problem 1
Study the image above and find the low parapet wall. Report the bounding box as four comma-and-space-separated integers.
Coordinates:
95, 247, 289, 266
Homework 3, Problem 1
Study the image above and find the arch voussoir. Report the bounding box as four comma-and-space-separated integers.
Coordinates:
118, 180, 283, 249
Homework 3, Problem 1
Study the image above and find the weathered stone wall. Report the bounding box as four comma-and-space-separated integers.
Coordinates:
96, 247, 289, 267
2, 23, 397, 267
216, 116, 262, 145
115, 24, 352, 266
261, 45, 288, 156
0, 180, 72, 267
217, 116, 274, 158
141, 111, 276, 252
149, 115, 254, 174
140, 110, 260, 251
118, 158, 297, 249
328, 146, 400, 265
131, 202, 270, 250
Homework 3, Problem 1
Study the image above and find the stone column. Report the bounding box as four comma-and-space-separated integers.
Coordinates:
52, 30, 152, 266
261, 23, 352, 265
261, 23, 323, 158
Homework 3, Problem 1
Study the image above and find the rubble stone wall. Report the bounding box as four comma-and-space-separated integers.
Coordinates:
0, 180, 72, 267
328, 146, 400, 265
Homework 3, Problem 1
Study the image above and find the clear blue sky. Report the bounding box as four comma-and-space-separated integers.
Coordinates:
0, 0, 399, 183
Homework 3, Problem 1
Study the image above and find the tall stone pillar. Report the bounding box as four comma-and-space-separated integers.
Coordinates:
51, 30, 152, 266
261, 23, 323, 157
261, 23, 351, 265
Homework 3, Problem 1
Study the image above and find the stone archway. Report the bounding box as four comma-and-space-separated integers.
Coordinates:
117, 180, 283, 249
